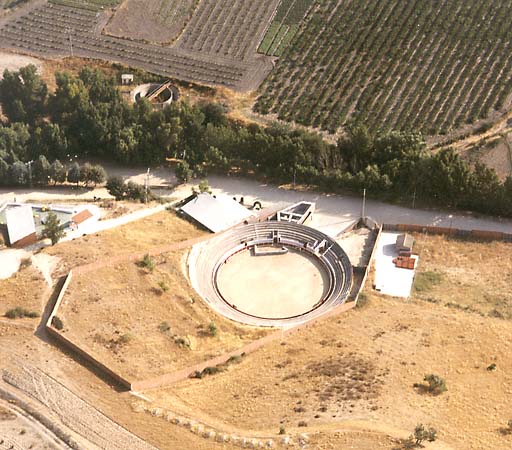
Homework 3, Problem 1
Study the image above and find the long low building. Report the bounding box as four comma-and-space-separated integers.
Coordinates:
179, 193, 254, 233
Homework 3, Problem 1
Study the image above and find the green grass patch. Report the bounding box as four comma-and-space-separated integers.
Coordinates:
414, 271, 443, 293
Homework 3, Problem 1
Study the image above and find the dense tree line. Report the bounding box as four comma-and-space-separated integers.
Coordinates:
0, 64, 510, 217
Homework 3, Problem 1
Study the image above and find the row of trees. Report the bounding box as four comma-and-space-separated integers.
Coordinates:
0, 152, 106, 187
0, 64, 510, 217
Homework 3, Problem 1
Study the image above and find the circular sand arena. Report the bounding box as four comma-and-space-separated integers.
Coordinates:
216, 246, 329, 319
189, 222, 353, 327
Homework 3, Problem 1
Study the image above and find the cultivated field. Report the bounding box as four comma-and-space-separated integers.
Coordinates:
0, 0, 276, 90
177, 0, 279, 61
255, 0, 512, 136
105, 0, 197, 43
258, 0, 313, 57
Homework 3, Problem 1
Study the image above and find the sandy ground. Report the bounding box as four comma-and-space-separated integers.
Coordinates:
0, 248, 29, 279
0, 399, 60, 450
216, 248, 327, 319
374, 232, 418, 298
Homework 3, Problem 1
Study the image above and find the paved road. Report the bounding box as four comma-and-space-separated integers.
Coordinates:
2, 167, 511, 236
172, 174, 512, 236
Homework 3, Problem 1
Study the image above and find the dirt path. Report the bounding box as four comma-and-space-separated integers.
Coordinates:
2, 364, 159, 450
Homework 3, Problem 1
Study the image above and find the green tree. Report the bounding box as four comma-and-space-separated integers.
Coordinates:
89, 164, 107, 186
29, 123, 69, 160
0, 65, 48, 124
106, 175, 125, 200
0, 158, 9, 186
9, 160, 28, 185
43, 211, 66, 245
175, 160, 192, 183
80, 162, 93, 186
32, 155, 50, 185
125, 181, 146, 202
49, 159, 66, 185
67, 162, 80, 185
0, 123, 31, 162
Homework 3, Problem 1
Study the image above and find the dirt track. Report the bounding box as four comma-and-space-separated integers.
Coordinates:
2, 364, 159, 450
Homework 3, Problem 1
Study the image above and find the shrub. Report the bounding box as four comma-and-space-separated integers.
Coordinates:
118, 333, 133, 345
137, 254, 155, 272
158, 280, 170, 292
208, 321, 218, 337
52, 315, 64, 330
412, 424, 437, 445
19, 257, 32, 269
175, 160, 192, 183
190, 366, 222, 379
174, 336, 190, 348
423, 374, 447, 395
298, 421, 308, 427
158, 321, 171, 333
5, 307, 39, 319
279, 425, 286, 435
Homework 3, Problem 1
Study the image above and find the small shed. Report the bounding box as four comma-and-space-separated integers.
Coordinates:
396, 233, 414, 253
121, 74, 134, 85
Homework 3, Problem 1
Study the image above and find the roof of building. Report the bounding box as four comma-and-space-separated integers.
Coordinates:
4, 204, 36, 245
396, 233, 414, 249
180, 193, 254, 233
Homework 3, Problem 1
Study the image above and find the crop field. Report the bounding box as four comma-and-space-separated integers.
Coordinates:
0, 0, 278, 90
105, 0, 197, 43
177, 0, 279, 61
255, 0, 512, 136
0, 2, 256, 89
258, 0, 313, 57
50, 0, 121, 11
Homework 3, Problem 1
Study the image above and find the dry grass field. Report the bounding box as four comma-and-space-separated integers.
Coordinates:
0, 263, 46, 319
43, 210, 205, 273
412, 233, 512, 319
59, 250, 268, 380
3, 213, 512, 449
130, 234, 512, 449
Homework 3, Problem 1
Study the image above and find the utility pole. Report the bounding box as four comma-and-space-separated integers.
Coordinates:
293, 167, 296, 188
361, 188, 366, 219
412, 187, 416, 209
144, 168, 150, 204
26, 160, 34, 188
66, 28, 74, 57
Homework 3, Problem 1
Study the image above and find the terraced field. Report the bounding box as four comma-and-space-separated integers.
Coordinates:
255, 0, 512, 135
